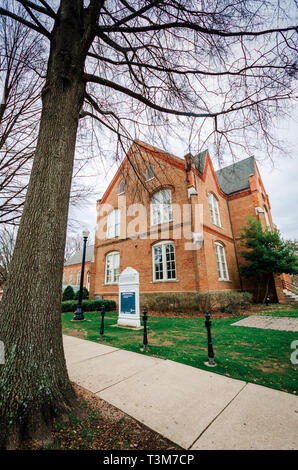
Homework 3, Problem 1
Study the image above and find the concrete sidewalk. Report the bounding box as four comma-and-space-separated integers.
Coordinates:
63, 334, 298, 450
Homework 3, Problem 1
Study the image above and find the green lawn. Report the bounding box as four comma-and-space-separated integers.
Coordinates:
62, 306, 298, 395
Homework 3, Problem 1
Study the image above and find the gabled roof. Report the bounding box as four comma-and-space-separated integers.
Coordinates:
215, 156, 255, 195
64, 245, 94, 267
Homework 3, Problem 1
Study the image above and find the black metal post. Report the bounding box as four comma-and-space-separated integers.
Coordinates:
99, 304, 105, 339
72, 233, 88, 321
141, 307, 149, 351
205, 311, 216, 366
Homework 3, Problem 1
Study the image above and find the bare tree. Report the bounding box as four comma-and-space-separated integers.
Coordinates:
0, 0, 297, 448
0, 225, 17, 285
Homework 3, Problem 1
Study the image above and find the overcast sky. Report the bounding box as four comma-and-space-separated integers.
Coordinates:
69, 108, 298, 243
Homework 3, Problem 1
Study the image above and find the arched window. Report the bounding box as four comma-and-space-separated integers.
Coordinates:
150, 189, 172, 226
77, 270, 81, 284
215, 242, 229, 280
119, 180, 125, 194
208, 193, 221, 227
152, 241, 176, 281
105, 251, 120, 284
146, 164, 154, 181
107, 208, 121, 238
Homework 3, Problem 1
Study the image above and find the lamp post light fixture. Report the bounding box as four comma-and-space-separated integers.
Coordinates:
72, 229, 90, 321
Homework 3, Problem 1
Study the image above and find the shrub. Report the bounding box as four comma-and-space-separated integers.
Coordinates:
62, 298, 116, 313
140, 290, 252, 314
74, 287, 89, 300
63, 285, 75, 301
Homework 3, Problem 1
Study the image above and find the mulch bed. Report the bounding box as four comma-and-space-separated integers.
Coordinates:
27, 383, 179, 450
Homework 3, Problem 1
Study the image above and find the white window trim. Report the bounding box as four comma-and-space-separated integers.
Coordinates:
107, 208, 121, 239
208, 193, 222, 227
215, 242, 229, 281
264, 206, 271, 228
150, 189, 173, 227
105, 251, 120, 285
152, 240, 177, 282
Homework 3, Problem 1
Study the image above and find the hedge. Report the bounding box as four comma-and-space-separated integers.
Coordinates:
62, 299, 116, 313
140, 290, 252, 314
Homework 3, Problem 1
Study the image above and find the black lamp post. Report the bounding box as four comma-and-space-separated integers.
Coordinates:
141, 307, 149, 351
73, 229, 90, 321
204, 311, 216, 366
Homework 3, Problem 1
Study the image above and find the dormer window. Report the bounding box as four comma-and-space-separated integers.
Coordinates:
146, 164, 154, 181
119, 180, 125, 194
208, 193, 221, 227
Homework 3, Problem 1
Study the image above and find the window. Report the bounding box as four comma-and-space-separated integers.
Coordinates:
77, 270, 81, 284
86, 271, 90, 291
215, 242, 229, 280
69, 271, 72, 283
119, 180, 125, 194
208, 193, 221, 227
152, 241, 176, 281
150, 189, 172, 226
107, 209, 120, 238
105, 252, 120, 284
264, 206, 270, 228
146, 164, 154, 181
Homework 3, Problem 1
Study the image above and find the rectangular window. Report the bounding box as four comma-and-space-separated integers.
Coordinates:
150, 189, 173, 226
208, 193, 221, 227
153, 242, 176, 282
107, 209, 120, 239
215, 243, 229, 280
105, 252, 120, 284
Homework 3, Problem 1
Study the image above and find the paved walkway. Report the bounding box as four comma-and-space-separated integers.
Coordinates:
63, 335, 298, 450
232, 315, 298, 332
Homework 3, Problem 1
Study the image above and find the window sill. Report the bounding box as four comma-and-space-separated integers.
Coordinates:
151, 279, 179, 283
103, 283, 118, 286
146, 177, 155, 182
218, 278, 231, 282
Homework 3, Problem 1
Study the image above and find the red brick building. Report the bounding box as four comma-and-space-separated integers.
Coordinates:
63, 245, 94, 293
89, 140, 289, 304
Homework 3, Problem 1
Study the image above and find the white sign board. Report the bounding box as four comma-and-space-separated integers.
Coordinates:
118, 267, 140, 328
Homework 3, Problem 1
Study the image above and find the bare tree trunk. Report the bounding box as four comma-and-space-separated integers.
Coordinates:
0, 6, 87, 449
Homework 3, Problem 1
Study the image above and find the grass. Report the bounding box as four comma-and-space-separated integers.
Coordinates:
62, 305, 298, 395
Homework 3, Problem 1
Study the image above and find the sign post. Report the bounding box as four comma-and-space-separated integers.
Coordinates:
118, 267, 140, 328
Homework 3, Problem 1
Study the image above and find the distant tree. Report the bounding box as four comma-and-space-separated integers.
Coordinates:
240, 216, 298, 302
62, 285, 75, 301
0, 225, 17, 285
74, 287, 89, 300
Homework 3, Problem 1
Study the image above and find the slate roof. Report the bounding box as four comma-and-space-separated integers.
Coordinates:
194, 150, 207, 174
64, 245, 94, 266
215, 156, 255, 195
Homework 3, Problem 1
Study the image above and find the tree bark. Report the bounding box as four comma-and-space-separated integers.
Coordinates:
0, 3, 93, 449
262, 275, 271, 304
